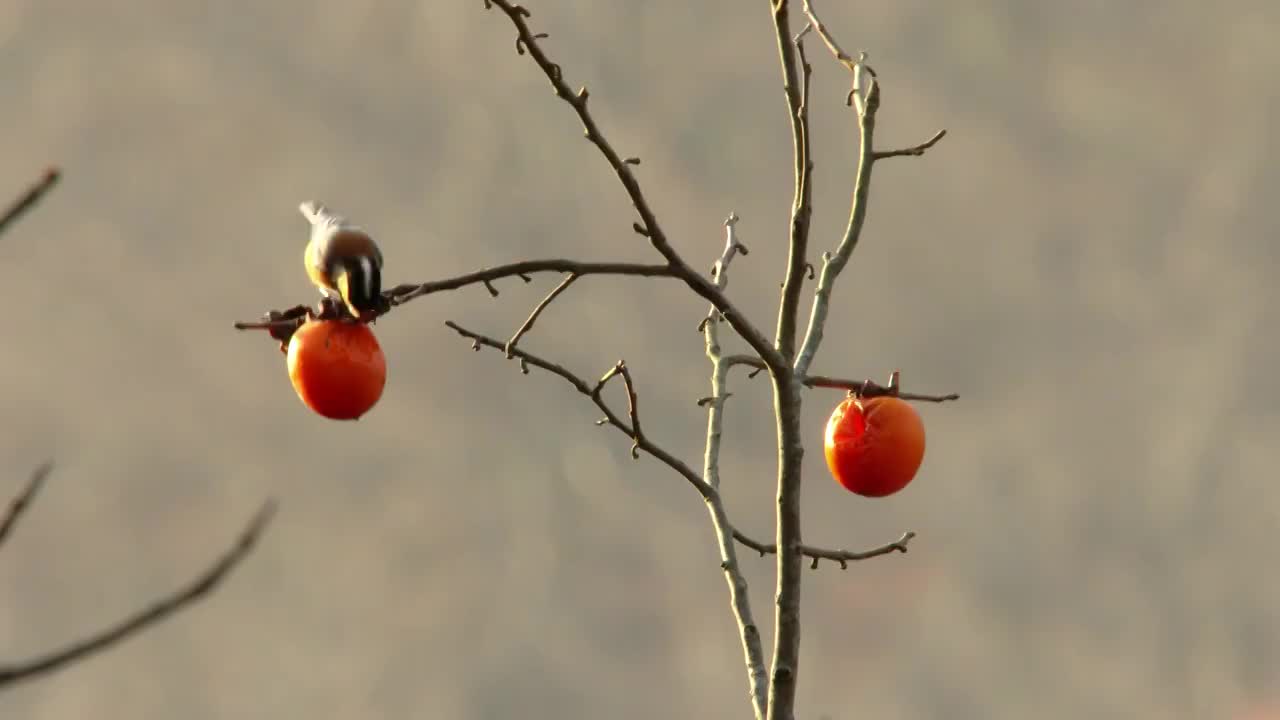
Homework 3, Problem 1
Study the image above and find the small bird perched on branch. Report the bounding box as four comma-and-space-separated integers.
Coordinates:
300, 201, 384, 321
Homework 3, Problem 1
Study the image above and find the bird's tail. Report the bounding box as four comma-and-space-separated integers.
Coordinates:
299, 201, 344, 228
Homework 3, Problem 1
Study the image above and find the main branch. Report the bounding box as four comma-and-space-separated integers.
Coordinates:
481, 0, 787, 373
446, 321, 713, 500
792, 52, 879, 379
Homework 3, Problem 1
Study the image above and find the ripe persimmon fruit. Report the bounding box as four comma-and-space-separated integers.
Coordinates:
286, 319, 386, 420
823, 395, 925, 497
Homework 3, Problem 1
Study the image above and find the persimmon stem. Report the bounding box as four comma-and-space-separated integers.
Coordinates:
725, 357, 960, 402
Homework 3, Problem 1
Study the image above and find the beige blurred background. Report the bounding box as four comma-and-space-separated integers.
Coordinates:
1, 1, 1277, 718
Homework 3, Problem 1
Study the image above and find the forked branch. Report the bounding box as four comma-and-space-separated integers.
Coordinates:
773, 6, 816, 363
448, 315, 900, 585
479, 0, 787, 373
592, 361, 643, 459
874, 129, 948, 160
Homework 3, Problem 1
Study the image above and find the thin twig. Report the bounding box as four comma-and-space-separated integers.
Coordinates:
764, 5, 819, 716
773, 6, 874, 719
765, 370, 806, 720
0, 462, 53, 550
445, 321, 712, 500
800, 0, 860, 71
732, 529, 916, 569
873, 129, 948, 161
506, 272, 579, 358
0, 168, 60, 239
0, 500, 277, 689
702, 213, 767, 720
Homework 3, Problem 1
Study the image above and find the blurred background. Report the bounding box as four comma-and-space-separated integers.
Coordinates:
1, 1, 1277, 718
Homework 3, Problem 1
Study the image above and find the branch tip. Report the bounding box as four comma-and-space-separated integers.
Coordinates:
0, 462, 55, 548
0, 166, 63, 239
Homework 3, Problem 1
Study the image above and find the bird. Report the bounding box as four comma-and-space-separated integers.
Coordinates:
299, 201, 384, 321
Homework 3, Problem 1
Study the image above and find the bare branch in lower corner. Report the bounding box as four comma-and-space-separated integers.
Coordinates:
0, 495, 276, 689
593, 361, 643, 459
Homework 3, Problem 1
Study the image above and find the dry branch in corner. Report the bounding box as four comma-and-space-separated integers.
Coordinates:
0, 467, 275, 690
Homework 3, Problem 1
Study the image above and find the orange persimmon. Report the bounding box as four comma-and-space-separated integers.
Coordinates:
823, 395, 925, 497
286, 319, 386, 420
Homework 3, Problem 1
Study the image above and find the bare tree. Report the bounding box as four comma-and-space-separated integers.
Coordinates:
239, 2, 953, 718
0, 170, 276, 691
